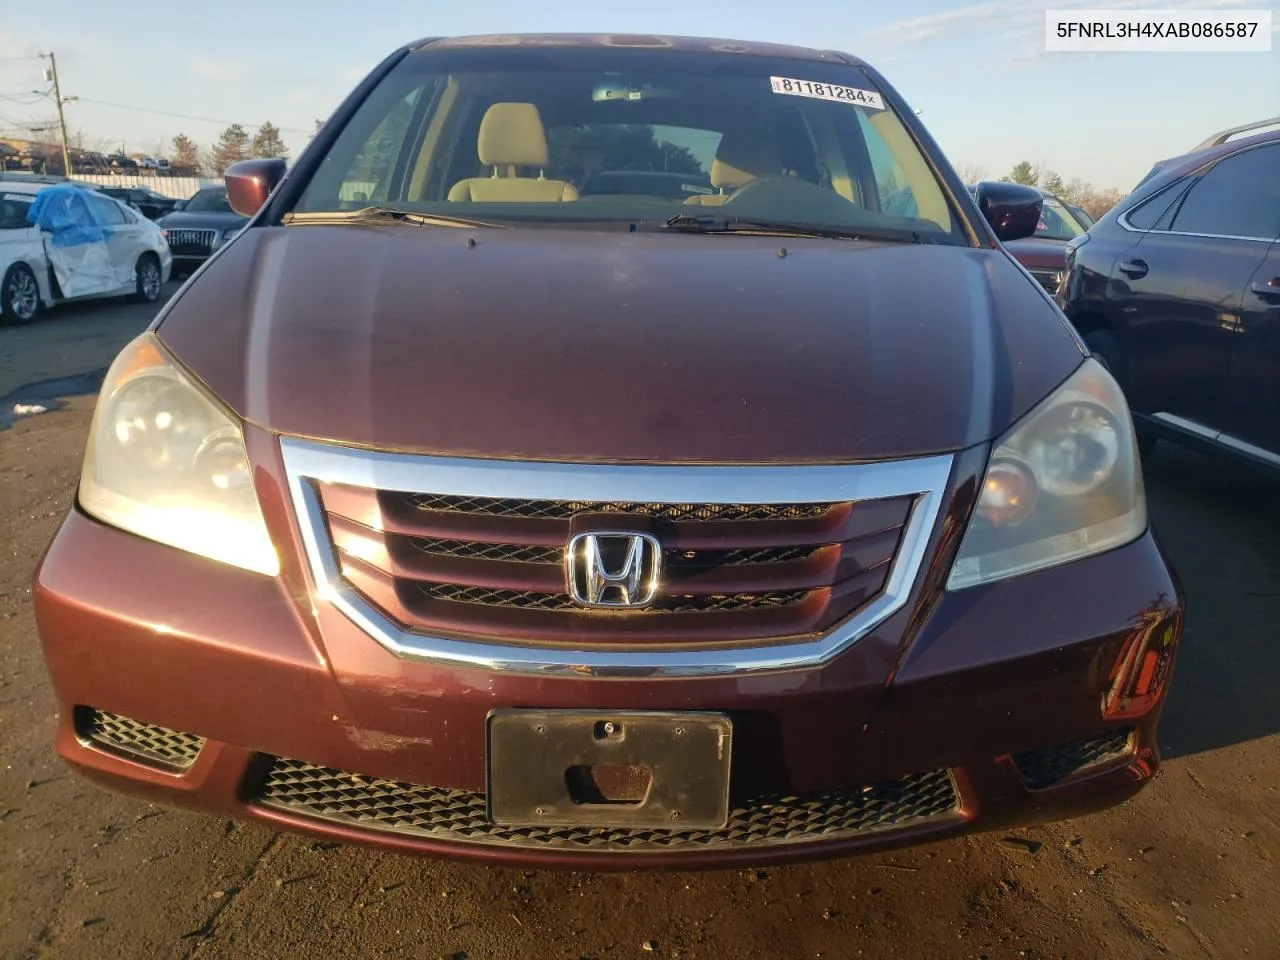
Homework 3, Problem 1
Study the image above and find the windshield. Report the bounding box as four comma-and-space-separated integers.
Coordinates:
185, 189, 232, 213
292, 46, 965, 244
1035, 196, 1087, 241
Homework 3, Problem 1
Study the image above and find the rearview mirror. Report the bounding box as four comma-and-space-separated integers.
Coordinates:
172, 199, 186, 211
973, 181, 1043, 242
224, 158, 287, 217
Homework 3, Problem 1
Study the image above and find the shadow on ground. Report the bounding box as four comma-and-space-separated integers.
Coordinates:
1144, 442, 1280, 759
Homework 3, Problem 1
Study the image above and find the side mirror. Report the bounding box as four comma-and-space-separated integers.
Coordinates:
974, 181, 1043, 242
224, 157, 287, 217
172, 199, 186, 211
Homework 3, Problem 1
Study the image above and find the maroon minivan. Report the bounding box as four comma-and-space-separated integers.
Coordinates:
33, 34, 1182, 869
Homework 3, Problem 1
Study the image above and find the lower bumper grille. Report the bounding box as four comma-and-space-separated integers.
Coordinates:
1013, 729, 1133, 789
257, 757, 960, 852
76, 708, 205, 771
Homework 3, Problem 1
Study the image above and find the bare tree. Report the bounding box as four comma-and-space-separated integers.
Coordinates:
1076, 186, 1125, 221
954, 162, 988, 185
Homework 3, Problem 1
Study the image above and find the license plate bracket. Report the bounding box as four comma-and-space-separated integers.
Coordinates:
487, 710, 732, 830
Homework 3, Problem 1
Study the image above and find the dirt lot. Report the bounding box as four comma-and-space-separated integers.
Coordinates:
1, 295, 1277, 960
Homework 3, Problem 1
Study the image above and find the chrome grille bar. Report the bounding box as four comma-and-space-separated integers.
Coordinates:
280, 437, 954, 677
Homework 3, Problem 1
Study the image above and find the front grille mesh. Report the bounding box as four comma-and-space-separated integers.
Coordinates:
408, 537, 817, 568
404, 493, 833, 523
165, 228, 215, 255
410, 537, 563, 564
321, 482, 914, 645
1013, 730, 1133, 789
77, 708, 205, 770
414, 582, 809, 612
258, 757, 959, 851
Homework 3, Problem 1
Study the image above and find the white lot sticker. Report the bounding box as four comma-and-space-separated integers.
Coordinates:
770, 76, 885, 110
3, 193, 34, 203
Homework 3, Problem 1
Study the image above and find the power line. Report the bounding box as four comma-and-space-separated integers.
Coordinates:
0, 55, 44, 62
73, 96, 312, 135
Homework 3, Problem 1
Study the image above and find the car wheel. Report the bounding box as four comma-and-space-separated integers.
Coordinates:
135, 254, 163, 303
1, 263, 41, 324
1084, 329, 1156, 459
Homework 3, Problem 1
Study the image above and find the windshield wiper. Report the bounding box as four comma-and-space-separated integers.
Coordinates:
662, 213, 933, 244
286, 206, 503, 229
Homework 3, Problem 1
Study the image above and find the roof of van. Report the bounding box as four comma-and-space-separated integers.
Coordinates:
412, 33, 863, 66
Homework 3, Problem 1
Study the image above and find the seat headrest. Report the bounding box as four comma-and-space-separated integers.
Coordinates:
710, 130, 784, 188
478, 102, 550, 168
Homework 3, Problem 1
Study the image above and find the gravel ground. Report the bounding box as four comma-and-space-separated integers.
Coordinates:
1, 297, 1277, 959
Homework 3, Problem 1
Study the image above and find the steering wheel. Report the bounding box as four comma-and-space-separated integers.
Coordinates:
722, 175, 867, 227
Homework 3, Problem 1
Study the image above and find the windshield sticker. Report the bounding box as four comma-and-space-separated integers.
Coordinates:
770, 77, 885, 111
3, 193, 34, 203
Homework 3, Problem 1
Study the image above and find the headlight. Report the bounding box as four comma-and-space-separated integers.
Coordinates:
947, 359, 1146, 589
78, 333, 279, 576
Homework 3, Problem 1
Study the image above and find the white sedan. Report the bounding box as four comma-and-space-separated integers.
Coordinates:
1, 179, 172, 324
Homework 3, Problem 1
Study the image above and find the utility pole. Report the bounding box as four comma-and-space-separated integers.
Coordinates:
42, 52, 73, 177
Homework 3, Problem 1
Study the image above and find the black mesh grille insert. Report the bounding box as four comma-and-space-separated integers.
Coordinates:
402, 493, 833, 523
77, 708, 205, 771
409, 538, 563, 564
1012, 730, 1134, 789
407, 538, 819, 567
257, 758, 959, 851
414, 583, 810, 612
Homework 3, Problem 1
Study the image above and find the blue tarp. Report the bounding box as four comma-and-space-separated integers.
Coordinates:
24, 183, 120, 297
26, 183, 115, 247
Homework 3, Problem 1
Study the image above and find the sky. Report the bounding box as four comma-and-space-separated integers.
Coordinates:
1, 0, 1276, 191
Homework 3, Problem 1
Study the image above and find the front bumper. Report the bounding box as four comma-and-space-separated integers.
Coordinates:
168, 253, 209, 272
34, 479, 1182, 869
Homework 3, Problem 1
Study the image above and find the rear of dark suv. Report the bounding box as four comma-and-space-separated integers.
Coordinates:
1060, 122, 1280, 468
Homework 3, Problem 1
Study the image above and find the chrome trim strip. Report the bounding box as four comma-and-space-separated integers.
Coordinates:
1217, 434, 1280, 468
279, 437, 955, 678
1150, 413, 1280, 467
1116, 222, 1274, 243
1150, 412, 1219, 442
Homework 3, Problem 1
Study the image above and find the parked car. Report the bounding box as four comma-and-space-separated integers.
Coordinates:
1060, 117, 1280, 469
968, 184, 1090, 297
34, 33, 1181, 870
1, 179, 171, 323
97, 185, 181, 221
154, 185, 248, 274
1068, 203, 1094, 228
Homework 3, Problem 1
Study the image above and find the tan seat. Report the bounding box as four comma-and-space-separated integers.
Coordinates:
685, 131, 785, 205
448, 103, 578, 202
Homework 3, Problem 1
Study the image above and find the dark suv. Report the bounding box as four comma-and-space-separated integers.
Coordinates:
1061, 118, 1280, 469
34, 34, 1181, 870
96, 185, 180, 221
154, 185, 249, 274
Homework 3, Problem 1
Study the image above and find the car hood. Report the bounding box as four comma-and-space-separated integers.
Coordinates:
157, 225, 1082, 463
156, 210, 248, 231
1002, 237, 1068, 272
